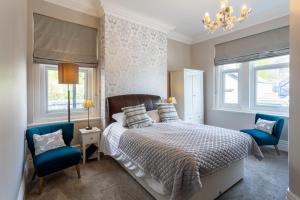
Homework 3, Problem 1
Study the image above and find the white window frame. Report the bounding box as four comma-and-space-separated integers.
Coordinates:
250, 62, 289, 113
33, 64, 98, 123
216, 64, 241, 109
215, 56, 289, 115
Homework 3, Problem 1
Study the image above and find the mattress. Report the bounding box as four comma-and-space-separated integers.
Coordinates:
100, 122, 169, 195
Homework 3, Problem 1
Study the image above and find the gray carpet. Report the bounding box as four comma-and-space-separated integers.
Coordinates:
26, 147, 288, 200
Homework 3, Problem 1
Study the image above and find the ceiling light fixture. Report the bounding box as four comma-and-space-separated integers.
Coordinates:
202, 0, 252, 32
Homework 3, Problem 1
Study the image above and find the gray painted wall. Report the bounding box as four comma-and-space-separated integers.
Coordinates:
289, 0, 300, 198
167, 39, 192, 96
191, 16, 289, 141
0, 0, 27, 199
167, 39, 191, 71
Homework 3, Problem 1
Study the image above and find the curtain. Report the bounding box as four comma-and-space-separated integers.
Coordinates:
214, 26, 289, 66
33, 13, 98, 68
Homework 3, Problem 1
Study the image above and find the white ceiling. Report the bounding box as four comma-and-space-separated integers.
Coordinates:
44, 0, 289, 44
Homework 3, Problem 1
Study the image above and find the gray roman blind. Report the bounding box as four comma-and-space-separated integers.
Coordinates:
33, 13, 98, 68
214, 26, 289, 66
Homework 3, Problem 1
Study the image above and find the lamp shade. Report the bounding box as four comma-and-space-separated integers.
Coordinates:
167, 97, 177, 104
83, 99, 94, 108
58, 63, 79, 84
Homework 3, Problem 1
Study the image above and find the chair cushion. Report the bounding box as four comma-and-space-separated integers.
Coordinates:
254, 118, 276, 134
240, 129, 278, 146
33, 129, 66, 156
33, 146, 81, 177
255, 113, 284, 140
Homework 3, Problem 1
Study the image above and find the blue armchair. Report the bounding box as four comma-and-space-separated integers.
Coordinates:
26, 123, 81, 193
240, 113, 284, 155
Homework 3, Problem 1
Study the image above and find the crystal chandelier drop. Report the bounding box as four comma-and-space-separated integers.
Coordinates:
202, 0, 252, 32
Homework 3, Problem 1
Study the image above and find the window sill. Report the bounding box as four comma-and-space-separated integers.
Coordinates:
212, 107, 289, 118
27, 117, 103, 128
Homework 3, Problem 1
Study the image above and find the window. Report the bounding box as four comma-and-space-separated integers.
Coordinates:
215, 55, 289, 114
216, 63, 241, 109
33, 64, 97, 123
223, 72, 239, 104
46, 65, 88, 112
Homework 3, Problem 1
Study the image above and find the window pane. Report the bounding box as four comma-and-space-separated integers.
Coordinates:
256, 68, 289, 107
224, 72, 238, 104
48, 68, 70, 111
47, 66, 87, 112
254, 55, 289, 67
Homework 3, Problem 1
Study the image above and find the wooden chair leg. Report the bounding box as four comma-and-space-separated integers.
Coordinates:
75, 165, 81, 178
38, 177, 44, 194
274, 145, 280, 156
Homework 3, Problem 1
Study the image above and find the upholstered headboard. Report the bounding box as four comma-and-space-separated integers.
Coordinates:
107, 94, 162, 124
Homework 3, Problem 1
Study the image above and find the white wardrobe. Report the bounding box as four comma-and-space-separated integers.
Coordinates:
170, 69, 204, 124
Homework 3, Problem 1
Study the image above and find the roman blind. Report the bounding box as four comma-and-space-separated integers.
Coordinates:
214, 26, 289, 66
33, 13, 98, 68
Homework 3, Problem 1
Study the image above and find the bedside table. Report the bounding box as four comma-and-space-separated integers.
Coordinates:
79, 127, 101, 164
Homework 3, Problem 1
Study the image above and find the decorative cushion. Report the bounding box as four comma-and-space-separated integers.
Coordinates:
33, 146, 81, 177
146, 110, 160, 123
122, 104, 153, 129
33, 129, 66, 155
112, 112, 127, 127
254, 118, 276, 134
157, 103, 179, 122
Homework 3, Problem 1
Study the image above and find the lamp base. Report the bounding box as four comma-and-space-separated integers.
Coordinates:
85, 126, 93, 130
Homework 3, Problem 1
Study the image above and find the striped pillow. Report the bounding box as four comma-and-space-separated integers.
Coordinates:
157, 103, 179, 122
122, 104, 153, 129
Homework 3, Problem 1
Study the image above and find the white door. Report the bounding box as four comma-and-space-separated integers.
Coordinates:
190, 71, 203, 123
192, 73, 202, 116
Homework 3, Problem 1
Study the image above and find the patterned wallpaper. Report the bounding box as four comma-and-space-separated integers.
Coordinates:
102, 14, 168, 98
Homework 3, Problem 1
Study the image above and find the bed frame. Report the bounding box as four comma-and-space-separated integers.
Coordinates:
106, 94, 244, 200
107, 94, 162, 124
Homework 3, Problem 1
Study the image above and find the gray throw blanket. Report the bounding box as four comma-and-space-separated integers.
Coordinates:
118, 122, 263, 200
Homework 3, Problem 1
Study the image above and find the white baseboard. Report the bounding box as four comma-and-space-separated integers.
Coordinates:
17, 160, 28, 200
278, 140, 288, 152
17, 176, 25, 200
287, 189, 300, 200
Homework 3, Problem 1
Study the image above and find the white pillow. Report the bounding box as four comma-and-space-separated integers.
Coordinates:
33, 129, 66, 156
147, 110, 160, 123
254, 118, 276, 134
112, 112, 127, 127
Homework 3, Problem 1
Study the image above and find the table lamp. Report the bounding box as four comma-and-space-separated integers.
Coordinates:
83, 99, 94, 130
58, 63, 79, 122
167, 97, 177, 104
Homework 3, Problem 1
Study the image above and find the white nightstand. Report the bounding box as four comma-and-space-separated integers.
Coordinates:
79, 127, 101, 164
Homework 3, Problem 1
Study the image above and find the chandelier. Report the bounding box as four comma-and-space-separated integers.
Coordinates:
202, 0, 252, 32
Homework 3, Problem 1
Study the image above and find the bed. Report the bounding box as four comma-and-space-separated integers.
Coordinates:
100, 94, 262, 200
